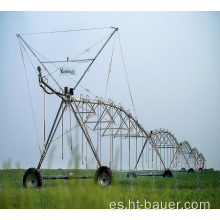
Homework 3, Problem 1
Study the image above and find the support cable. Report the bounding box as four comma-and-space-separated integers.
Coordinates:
34, 32, 113, 78
28, 32, 114, 98
20, 27, 111, 35
17, 35, 63, 92
19, 40, 41, 155
117, 32, 137, 117
104, 34, 116, 100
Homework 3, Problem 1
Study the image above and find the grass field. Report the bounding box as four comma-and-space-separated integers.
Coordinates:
0, 169, 220, 209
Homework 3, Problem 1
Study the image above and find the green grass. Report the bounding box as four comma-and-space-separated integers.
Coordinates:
0, 169, 220, 209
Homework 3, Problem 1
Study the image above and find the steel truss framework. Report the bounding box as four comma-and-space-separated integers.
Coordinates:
180, 141, 206, 170
37, 83, 150, 170
37, 89, 205, 172
148, 129, 190, 171
22, 70, 207, 172
17, 27, 206, 188
199, 153, 206, 170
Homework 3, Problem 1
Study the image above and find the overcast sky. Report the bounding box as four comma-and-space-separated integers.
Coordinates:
0, 11, 220, 170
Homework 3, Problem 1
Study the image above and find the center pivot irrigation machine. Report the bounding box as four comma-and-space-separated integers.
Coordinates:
17, 27, 206, 188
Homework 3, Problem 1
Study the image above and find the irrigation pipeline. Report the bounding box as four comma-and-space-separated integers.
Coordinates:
17, 27, 206, 173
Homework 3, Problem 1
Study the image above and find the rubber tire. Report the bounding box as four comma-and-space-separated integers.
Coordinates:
163, 169, 173, 178
94, 166, 113, 186
127, 171, 137, 178
188, 168, 194, 173
23, 167, 43, 188
198, 168, 203, 171
181, 168, 186, 172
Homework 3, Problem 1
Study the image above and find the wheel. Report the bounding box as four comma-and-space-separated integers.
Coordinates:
23, 168, 43, 188
188, 168, 194, 173
127, 170, 137, 178
198, 168, 203, 171
181, 167, 186, 172
163, 169, 173, 177
94, 166, 113, 186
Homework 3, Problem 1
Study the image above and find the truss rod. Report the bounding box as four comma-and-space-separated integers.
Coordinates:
134, 138, 148, 171
17, 35, 63, 91
37, 100, 65, 170
73, 27, 119, 90
69, 100, 102, 167
41, 59, 94, 64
